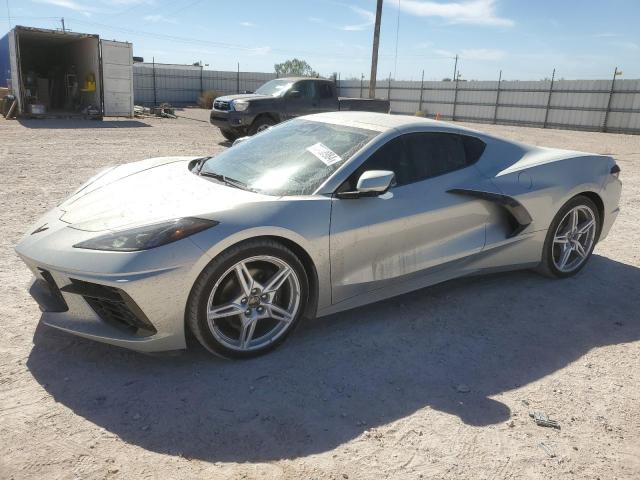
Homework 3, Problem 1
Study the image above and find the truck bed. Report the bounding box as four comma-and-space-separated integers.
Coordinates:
338, 97, 390, 113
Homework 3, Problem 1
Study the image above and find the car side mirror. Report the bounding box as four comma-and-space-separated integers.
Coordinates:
336, 170, 395, 199
288, 90, 301, 98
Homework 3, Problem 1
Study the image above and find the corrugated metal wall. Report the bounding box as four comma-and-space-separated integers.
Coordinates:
132, 64, 640, 134
338, 78, 640, 134
133, 63, 276, 106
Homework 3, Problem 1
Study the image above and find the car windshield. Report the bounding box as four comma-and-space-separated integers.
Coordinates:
200, 119, 379, 196
255, 79, 294, 97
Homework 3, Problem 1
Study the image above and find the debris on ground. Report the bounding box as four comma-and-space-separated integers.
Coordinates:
134, 103, 176, 119
538, 442, 557, 458
530, 411, 561, 429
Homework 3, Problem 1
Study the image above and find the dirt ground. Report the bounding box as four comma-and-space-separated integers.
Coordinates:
1, 109, 639, 480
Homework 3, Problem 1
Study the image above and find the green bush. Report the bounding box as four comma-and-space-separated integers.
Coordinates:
198, 90, 223, 109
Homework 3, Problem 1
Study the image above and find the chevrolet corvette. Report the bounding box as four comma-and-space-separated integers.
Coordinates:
15, 112, 622, 358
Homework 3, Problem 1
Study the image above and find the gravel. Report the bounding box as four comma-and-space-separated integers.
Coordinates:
1, 109, 639, 479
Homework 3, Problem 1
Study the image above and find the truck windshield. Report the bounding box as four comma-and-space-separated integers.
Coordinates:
200, 119, 379, 196
255, 79, 294, 97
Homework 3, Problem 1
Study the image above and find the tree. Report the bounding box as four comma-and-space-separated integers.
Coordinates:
274, 58, 318, 77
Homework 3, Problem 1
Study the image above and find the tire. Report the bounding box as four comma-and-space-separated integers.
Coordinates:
187, 239, 309, 359
537, 195, 600, 278
219, 128, 239, 142
248, 116, 276, 136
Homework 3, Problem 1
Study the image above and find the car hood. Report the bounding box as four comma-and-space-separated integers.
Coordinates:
59, 156, 269, 232
216, 93, 280, 103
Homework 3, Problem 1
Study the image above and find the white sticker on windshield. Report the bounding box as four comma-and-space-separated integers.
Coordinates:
306, 142, 342, 166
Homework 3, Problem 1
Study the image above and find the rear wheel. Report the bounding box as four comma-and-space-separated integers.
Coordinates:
187, 239, 308, 359
537, 195, 600, 278
219, 128, 239, 142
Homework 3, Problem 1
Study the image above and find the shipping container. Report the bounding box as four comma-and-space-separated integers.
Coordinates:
0, 26, 133, 117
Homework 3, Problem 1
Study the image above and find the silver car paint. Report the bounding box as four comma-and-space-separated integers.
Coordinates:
15, 112, 621, 352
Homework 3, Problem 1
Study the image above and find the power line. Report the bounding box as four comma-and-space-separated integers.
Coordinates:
69, 16, 427, 61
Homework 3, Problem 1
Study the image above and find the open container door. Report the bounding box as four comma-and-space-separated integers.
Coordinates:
99, 39, 133, 117
7, 29, 23, 113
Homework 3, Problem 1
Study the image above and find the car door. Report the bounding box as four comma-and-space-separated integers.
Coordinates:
329, 132, 491, 304
284, 80, 317, 118
315, 81, 339, 112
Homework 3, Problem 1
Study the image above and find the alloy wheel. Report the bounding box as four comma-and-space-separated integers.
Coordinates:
206, 255, 301, 351
552, 205, 597, 273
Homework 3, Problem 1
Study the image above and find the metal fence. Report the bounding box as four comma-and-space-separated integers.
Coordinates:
133, 63, 640, 134
133, 62, 276, 106
337, 76, 640, 134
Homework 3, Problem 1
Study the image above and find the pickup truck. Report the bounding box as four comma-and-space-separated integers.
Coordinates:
209, 77, 390, 141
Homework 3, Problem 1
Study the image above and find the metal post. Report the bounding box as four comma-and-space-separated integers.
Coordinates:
61, 17, 66, 33
337, 73, 341, 96
452, 54, 458, 81
418, 69, 424, 112
603, 66, 620, 132
360, 74, 364, 98
152, 56, 157, 106
543, 68, 555, 129
493, 69, 502, 124
368, 0, 383, 98
452, 72, 460, 121
236, 62, 240, 93
199, 62, 203, 96
387, 72, 392, 101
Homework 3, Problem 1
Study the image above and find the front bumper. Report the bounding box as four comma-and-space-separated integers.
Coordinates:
16, 210, 209, 352
209, 108, 254, 131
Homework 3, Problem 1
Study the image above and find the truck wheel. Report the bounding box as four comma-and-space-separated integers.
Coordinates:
220, 129, 239, 142
249, 116, 276, 135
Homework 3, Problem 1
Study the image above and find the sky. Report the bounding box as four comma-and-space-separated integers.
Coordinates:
2, 0, 639, 81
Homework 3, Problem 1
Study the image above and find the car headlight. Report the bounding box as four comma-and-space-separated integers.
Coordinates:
73, 217, 218, 252
232, 100, 250, 112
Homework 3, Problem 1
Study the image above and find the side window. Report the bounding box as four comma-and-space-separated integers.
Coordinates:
404, 132, 485, 181
294, 81, 315, 99
338, 132, 486, 192
339, 137, 409, 191
317, 82, 334, 99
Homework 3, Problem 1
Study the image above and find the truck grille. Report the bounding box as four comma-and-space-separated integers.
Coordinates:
213, 100, 231, 111
61, 279, 157, 336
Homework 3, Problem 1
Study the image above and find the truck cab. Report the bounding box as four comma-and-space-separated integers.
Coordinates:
209, 77, 389, 141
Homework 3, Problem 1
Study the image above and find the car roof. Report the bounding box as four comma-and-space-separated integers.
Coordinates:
303, 111, 486, 135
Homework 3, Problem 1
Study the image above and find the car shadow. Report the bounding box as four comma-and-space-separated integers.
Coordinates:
26, 254, 640, 462
17, 119, 151, 129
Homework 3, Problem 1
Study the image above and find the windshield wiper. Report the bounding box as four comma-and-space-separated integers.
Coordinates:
199, 170, 253, 191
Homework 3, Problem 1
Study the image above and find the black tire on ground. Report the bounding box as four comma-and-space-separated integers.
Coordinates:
219, 128, 239, 142
186, 239, 309, 359
248, 116, 276, 136
536, 195, 601, 279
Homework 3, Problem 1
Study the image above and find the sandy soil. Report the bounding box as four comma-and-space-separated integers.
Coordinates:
1, 110, 639, 480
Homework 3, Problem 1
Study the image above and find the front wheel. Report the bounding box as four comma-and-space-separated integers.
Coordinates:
537, 195, 600, 278
187, 239, 309, 359
248, 116, 276, 135
219, 128, 239, 142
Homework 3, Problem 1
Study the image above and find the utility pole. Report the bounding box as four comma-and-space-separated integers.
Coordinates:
368, 0, 383, 99
61, 17, 66, 33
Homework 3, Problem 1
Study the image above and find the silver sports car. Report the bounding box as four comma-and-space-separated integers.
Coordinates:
16, 112, 622, 358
